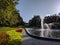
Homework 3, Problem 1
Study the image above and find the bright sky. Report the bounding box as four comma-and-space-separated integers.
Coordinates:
16, 0, 60, 22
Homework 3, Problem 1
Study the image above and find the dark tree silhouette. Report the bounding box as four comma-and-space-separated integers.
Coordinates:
29, 15, 41, 28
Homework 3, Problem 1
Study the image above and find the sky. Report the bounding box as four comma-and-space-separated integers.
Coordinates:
16, 0, 60, 22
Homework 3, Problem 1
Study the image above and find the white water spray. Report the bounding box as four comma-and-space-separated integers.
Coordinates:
44, 23, 50, 37
40, 17, 50, 37
40, 17, 44, 37
44, 23, 50, 29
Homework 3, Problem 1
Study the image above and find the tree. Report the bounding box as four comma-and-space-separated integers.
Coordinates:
44, 14, 60, 29
29, 15, 41, 28
0, 0, 24, 27
44, 15, 60, 23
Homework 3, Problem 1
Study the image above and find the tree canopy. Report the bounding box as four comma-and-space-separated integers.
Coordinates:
44, 14, 60, 23
29, 15, 41, 28
0, 0, 24, 27
44, 14, 60, 29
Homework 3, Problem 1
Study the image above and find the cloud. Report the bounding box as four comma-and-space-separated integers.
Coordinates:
45, 14, 51, 16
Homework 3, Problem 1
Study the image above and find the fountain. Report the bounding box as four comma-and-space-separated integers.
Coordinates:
40, 17, 50, 37
44, 23, 50, 29
44, 23, 50, 37
40, 17, 44, 37
41, 18, 44, 29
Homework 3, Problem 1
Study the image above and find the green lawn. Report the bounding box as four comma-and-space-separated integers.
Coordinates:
0, 27, 22, 45
0, 27, 16, 32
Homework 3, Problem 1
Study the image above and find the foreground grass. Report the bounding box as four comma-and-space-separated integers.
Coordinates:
0, 27, 23, 45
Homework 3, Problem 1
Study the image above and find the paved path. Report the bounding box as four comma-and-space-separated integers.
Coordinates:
22, 29, 30, 41
22, 30, 60, 45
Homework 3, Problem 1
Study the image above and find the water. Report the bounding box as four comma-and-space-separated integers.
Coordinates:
25, 17, 60, 39
26, 28, 60, 39
44, 23, 50, 37
41, 18, 44, 29
44, 23, 50, 29
41, 18, 44, 37
40, 18, 50, 37
40, 18, 60, 38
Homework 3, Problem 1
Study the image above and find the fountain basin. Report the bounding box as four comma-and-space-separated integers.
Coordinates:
25, 28, 60, 41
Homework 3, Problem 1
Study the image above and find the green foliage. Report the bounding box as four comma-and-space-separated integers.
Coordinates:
8, 39, 22, 45
44, 14, 60, 29
0, 27, 22, 45
6, 30, 22, 45
44, 15, 60, 23
6, 30, 22, 40
29, 15, 41, 28
0, 0, 24, 27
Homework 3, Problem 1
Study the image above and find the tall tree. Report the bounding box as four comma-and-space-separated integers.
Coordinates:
0, 0, 23, 26
29, 15, 41, 28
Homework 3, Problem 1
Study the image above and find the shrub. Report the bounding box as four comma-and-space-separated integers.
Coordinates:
8, 39, 22, 45
0, 32, 10, 45
16, 28, 23, 32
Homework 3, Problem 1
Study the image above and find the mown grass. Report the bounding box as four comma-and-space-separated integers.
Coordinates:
0, 27, 16, 32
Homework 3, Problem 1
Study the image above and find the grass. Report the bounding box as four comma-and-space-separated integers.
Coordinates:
0, 27, 23, 45
0, 27, 16, 32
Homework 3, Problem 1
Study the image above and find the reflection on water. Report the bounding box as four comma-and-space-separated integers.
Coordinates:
26, 28, 60, 39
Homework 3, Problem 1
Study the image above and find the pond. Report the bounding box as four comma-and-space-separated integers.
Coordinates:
25, 28, 60, 39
